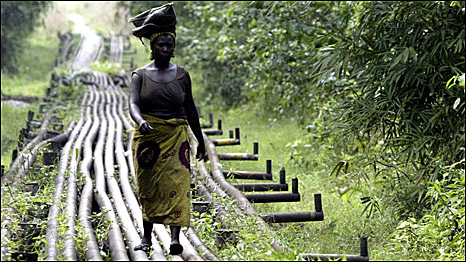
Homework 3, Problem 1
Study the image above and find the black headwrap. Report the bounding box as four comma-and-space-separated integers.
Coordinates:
128, 3, 177, 45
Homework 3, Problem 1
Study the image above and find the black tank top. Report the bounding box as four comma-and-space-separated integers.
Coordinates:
132, 66, 187, 119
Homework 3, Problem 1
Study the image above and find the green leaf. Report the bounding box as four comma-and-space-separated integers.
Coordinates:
446, 76, 457, 89
402, 47, 410, 63
453, 98, 461, 110
459, 73, 465, 87
409, 47, 417, 62
390, 52, 403, 70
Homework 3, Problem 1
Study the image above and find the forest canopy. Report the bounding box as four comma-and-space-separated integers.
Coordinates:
119, 3, 465, 258
1, 1, 52, 74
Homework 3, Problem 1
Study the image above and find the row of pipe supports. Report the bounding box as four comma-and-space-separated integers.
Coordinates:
200, 113, 369, 260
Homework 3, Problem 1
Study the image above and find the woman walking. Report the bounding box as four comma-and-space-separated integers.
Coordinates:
128, 3, 205, 255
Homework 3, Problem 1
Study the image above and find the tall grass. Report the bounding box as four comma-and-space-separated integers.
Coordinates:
0, 103, 39, 169
1, 19, 59, 169
198, 103, 407, 260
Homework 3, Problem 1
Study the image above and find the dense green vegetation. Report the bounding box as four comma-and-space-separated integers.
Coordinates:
1, 26, 60, 169
121, 1, 465, 260
1, 1, 52, 74
1, 1, 464, 261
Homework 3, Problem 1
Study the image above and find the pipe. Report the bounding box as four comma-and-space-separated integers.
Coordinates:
1, 208, 16, 261
260, 211, 323, 223
200, 113, 214, 128
153, 225, 183, 261
231, 183, 288, 192
213, 142, 258, 160
110, 82, 168, 261
202, 132, 284, 252
63, 89, 95, 260
203, 129, 223, 136
302, 237, 369, 261
212, 138, 240, 146
2, 112, 52, 189
215, 153, 258, 161
45, 118, 83, 260
245, 178, 300, 203
192, 201, 212, 214
246, 193, 300, 203
187, 227, 218, 261
77, 87, 103, 260
109, 84, 143, 231
108, 74, 169, 261
105, 84, 148, 261
93, 89, 129, 261
223, 170, 272, 180
261, 194, 325, 223
223, 159, 272, 180
202, 120, 222, 136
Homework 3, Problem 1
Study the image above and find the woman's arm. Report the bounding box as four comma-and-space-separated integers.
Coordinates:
183, 71, 205, 160
129, 72, 153, 134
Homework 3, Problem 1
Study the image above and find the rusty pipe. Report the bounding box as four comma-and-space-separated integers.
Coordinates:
302, 237, 369, 261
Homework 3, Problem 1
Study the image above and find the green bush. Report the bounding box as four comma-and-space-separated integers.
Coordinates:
388, 160, 465, 260
1, 1, 52, 74
90, 61, 123, 76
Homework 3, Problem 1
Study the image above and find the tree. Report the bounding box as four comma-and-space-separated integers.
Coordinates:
1, 1, 52, 74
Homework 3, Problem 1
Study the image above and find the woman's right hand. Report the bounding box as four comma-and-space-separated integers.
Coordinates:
138, 120, 153, 135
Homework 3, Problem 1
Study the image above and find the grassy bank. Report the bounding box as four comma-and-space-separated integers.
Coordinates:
193, 102, 406, 260
1, 27, 59, 169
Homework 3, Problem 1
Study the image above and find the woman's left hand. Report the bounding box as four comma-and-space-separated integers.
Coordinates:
196, 143, 205, 161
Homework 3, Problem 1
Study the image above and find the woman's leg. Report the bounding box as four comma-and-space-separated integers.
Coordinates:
134, 220, 153, 251
169, 225, 183, 255
142, 220, 153, 244
170, 225, 181, 244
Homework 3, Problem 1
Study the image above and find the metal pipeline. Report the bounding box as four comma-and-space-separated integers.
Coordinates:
1, 207, 16, 261
223, 159, 272, 180
232, 183, 288, 192
77, 87, 103, 260
187, 227, 218, 261
63, 89, 95, 260
149, 233, 168, 261
245, 178, 300, 203
45, 117, 83, 260
202, 119, 223, 136
216, 153, 258, 161
44, 94, 86, 261
114, 82, 206, 261
202, 132, 284, 252
260, 194, 324, 223
246, 192, 300, 203
188, 131, 232, 259
212, 142, 259, 161
108, 83, 144, 231
107, 82, 142, 240
126, 131, 138, 191
212, 127, 240, 146
104, 83, 149, 261
302, 237, 369, 261
212, 138, 240, 146
93, 88, 129, 261
113, 81, 133, 131
1, 111, 52, 191
260, 211, 324, 223
200, 112, 214, 128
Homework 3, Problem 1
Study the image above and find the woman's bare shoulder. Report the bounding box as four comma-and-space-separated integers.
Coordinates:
140, 62, 154, 70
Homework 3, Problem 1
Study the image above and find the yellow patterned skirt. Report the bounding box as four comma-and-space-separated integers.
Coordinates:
132, 114, 191, 226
